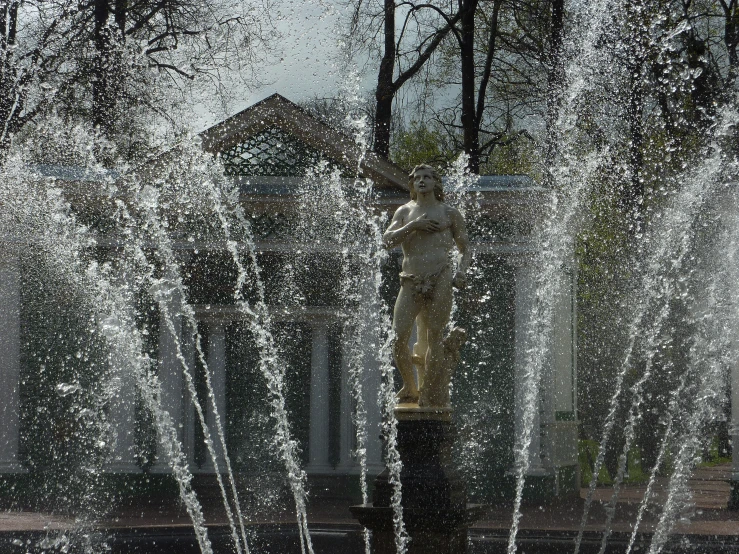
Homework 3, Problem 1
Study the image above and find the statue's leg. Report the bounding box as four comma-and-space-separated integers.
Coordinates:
392, 284, 421, 403
419, 269, 453, 407
413, 314, 428, 391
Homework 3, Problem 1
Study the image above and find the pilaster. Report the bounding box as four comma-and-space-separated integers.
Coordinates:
202, 320, 227, 472
107, 362, 141, 472
511, 255, 545, 476
107, 271, 141, 473
308, 321, 332, 473
730, 344, 739, 509
338, 334, 356, 470
0, 248, 24, 473
363, 306, 384, 475
152, 290, 185, 473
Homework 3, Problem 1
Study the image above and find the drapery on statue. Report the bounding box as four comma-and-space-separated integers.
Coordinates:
383, 164, 470, 408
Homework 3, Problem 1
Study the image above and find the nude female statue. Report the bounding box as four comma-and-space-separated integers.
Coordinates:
383, 164, 470, 407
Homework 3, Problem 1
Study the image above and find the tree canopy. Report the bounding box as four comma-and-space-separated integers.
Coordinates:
0, 0, 273, 161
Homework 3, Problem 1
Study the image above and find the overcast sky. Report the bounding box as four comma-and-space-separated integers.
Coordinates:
191, 0, 377, 132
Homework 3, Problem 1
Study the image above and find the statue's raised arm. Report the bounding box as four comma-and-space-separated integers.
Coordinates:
449, 206, 470, 290
384, 164, 468, 408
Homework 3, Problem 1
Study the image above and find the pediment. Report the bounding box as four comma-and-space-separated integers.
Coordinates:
200, 94, 408, 191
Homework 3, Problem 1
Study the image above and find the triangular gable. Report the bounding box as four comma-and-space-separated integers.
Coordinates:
200, 94, 408, 191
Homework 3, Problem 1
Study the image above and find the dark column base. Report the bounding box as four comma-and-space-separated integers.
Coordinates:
351, 409, 485, 553
350, 504, 485, 554
730, 479, 739, 510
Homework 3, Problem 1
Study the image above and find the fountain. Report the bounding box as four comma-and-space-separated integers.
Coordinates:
0, 0, 739, 552
349, 163, 483, 554
0, 97, 580, 553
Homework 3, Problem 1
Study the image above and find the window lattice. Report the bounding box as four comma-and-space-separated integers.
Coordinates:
247, 212, 288, 240
221, 127, 336, 177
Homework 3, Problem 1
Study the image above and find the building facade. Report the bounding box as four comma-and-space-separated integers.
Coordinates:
0, 94, 579, 502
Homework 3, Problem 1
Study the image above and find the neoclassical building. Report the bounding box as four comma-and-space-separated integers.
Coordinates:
0, 94, 580, 502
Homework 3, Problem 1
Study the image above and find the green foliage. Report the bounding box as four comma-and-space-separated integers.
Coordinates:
579, 440, 612, 486
390, 119, 539, 178
576, 172, 633, 440
481, 136, 540, 178
390, 120, 457, 173
699, 435, 732, 467
579, 440, 650, 486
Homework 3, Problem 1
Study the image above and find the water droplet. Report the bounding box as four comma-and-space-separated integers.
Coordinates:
99, 315, 122, 339
56, 382, 81, 397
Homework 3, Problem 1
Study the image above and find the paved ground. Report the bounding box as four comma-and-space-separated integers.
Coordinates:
585, 464, 731, 511
559, 463, 737, 536
0, 464, 736, 539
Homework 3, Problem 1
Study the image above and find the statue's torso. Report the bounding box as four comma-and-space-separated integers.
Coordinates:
400, 201, 455, 276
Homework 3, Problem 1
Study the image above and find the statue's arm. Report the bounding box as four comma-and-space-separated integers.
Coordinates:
450, 207, 470, 287
382, 206, 439, 249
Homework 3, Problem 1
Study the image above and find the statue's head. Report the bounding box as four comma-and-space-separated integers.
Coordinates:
409, 164, 444, 202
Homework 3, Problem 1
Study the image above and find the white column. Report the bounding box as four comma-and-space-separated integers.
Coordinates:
356, 271, 385, 475
308, 321, 332, 473
548, 268, 575, 416
538, 265, 580, 480
182, 321, 197, 469
335, 269, 384, 474
732, 355, 739, 483
0, 249, 24, 473
108, 369, 140, 472
107, 274, 141, 472
152, 303, 185, 472
364, 320, 384, 474
338, 313, 384, 475
203, 321, 227, 472
730, 267, 739, 504
718, 188, 739, 501
512, 257, 545, 475
338, 333, 356, 470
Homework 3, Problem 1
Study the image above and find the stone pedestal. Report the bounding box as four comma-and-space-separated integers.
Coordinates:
351, 408, 484, 553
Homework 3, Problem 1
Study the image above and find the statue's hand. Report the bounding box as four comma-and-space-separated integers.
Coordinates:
453, 270, 467, 289
410, 214, 440, 233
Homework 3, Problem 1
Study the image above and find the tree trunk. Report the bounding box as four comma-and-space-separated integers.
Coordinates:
459, 0, 479, 173
626, 60, 644, 231
474, 0, 502, 145
621, 0, 647, 234
722, 1, 738, 84
721, 1, 739, 154
115, 0, 126, 34
0, 1, 20, 154
544, 0, 565, 189
92, 0, 124, 144
373, 0, 396, 159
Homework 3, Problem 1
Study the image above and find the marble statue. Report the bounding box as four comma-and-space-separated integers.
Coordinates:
383, 164, 470, 408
